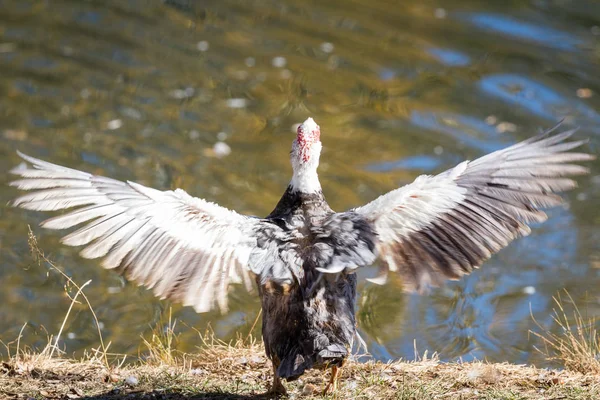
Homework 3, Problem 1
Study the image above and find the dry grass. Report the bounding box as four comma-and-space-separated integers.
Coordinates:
0, 229, 111, 366
2, 343, 599, 399
1, 230, 600, 399
531, 290, 600, 375
141, 308, 181, 367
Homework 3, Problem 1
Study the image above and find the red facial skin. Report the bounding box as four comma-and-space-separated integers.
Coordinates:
296, 124, 321, 162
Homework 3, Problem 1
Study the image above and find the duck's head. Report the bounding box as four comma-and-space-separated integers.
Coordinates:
290, 117, 322, 193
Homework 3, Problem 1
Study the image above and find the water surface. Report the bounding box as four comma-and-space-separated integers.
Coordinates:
1, 0, 599, 366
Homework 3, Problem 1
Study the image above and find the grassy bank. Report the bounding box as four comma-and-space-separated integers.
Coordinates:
1, 338, 599, 400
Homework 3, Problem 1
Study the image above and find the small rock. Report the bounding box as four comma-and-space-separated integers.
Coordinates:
576, 88, 593, 98
213, 142, 231, 158
107, 119, 123, 130
496, 121, 517, 133
467, 369, 482, 380
245, 57, 256, 67
523, 286, 536, 295
484, 115, 498, 125
125, 375, 139, 386
250, 355, 264, 364
320, 42, 334, 53
196, 41, 210, 52
272, 56, 287, 68
235, 357, 248, 365
345, 380, 358, 390
170, 87, 195, 99
190, 368, 207, 375
302, 383, 317, 395
226, 98, 247, 109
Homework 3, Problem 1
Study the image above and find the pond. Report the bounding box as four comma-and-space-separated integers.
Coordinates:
1, 0, 599, 366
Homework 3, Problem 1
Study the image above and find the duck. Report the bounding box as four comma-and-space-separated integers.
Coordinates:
9, 118, 593, 395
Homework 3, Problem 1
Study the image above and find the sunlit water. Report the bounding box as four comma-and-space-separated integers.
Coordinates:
1, 0, 599, 366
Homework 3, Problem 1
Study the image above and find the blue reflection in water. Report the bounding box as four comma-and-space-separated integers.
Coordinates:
467, 13, 583, 51
480, 74, 600, 122
381, 207, 581, 362
428, 48, 471, 67
24, 57, 57, 70
378, 68, 397, 81
410, 111, 507, 154
14, 80, 37, 95
75, 10, 102, 25
81, 152, 104, 167
30, 118, 53, 128
366, 154, 441, 173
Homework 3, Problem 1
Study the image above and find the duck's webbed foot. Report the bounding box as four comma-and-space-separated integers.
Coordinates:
323, 365, 341, 395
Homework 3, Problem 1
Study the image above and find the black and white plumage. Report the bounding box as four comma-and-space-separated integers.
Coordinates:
9, 118, 593, 394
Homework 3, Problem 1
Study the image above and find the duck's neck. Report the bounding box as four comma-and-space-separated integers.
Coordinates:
290, 165, 321, 194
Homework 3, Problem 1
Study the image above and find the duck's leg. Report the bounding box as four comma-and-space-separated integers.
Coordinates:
323, 365, 341, 394
268, 360, 287, 396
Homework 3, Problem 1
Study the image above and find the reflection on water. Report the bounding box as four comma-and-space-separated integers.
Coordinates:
0, 0, 599, 366
479, 74, 600, 122
466, 13, 584, 51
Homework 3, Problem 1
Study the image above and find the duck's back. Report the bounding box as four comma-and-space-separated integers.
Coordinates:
256, 186, 375, 380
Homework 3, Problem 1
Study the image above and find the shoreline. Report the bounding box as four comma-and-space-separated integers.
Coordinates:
1, 346, 598, 399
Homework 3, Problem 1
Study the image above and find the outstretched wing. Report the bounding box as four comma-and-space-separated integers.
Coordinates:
9, 151, 280, 313
326, 125, 594, 290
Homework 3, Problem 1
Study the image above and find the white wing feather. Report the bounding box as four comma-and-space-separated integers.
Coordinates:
10, 151, 264, 313
353, 127, 594, 289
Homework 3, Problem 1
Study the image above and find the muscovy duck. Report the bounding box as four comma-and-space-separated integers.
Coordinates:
9, 118, 594, 394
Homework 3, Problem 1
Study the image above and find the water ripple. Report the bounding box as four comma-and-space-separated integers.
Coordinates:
366, 155, 442, 173
467, 13, 583, 51
410, 111, 507, 154
427, 48, 471, 67
479, 74, 600, 123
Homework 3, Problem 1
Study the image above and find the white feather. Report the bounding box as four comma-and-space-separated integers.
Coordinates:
9, 152, 267, 313
355, 173, 468, 242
